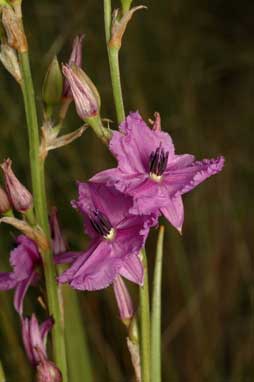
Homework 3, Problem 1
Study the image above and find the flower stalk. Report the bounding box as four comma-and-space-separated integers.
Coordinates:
17, 17, 68, 382
0, 360, 5, 382
151, 226, 165, 382
139, 249, 151, 382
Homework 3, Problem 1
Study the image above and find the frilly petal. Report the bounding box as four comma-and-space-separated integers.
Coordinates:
119, 254, 144, 285
160, 194, 184, 233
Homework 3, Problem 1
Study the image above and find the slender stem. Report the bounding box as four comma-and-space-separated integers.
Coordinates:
151, 226, 165, 382
18, 50, 68, 381
104, 0, 125, 124
139, 249, 151, 382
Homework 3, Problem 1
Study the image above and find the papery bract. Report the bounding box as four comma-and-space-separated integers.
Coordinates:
91, 112, 224, 233
0, 235, 41, 315
56, 182, 157, 291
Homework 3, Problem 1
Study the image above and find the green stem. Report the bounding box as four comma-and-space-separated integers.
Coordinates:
19, 50, 68, 381
104, 0, 125, 124
139, 249, 151, 382
151, 226, 165, 382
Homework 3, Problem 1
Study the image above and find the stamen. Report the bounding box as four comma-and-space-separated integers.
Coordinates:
149, 143, 169, 181
89, 209, 115, 240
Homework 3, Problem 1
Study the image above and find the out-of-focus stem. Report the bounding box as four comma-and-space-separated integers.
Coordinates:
18, 49, 68, 382
139, 249, 151, 382
104, 0, 125, 124
0, 360, 5, 382
151, 226, 165, 382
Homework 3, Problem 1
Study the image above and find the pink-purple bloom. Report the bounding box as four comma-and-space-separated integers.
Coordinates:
0, 235, 41, 315
56, 182, 157, 291
92, 112, 225, 233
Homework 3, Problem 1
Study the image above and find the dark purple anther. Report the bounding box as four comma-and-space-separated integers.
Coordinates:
149, 144, 169, 178
90, 209, 113, 238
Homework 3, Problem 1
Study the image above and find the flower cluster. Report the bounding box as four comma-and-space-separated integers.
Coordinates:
56, 111, 224, 293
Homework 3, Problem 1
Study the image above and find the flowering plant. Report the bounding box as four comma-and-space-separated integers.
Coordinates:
0, 1, 224, 381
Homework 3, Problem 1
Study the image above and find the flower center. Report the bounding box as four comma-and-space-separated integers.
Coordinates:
149, 144, 169, 182
90, 210, 116, 240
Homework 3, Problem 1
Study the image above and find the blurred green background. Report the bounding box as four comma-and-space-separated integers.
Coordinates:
0, 0, 253, 381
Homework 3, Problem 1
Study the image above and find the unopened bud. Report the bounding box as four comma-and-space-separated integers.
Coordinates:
0, 185, 11, 213
63, 34, 84, 99
62, 64, 100, 120
42, 56, 63, 106
36, 359, 62, 382
1, 159, 33, 212
0, 43, 21, 83
1, 5, 27, 52
113, 276, 134, 326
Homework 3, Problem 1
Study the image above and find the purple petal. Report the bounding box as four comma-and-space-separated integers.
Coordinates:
40, 317, 54, 346
119, 254, 144, 285
30, 314, 47, 364
0, 272, 17, 290
54, 251, 83, 264
113, 276, 134, 321
10, 235, 40, 281
164, 156, 225, 195
58, 241, 122, 291
160, 194, 184, 233
166, 154, 195, 171
14, 271, 38, 315
72, 182, 133, 229
22, 317, 34, 365
110, 112, 175, 175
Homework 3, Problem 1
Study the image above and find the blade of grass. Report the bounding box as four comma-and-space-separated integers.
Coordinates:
63, 285, 93, 382
151, 226, 165, 382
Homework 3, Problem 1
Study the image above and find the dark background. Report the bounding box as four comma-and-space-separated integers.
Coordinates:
0, 0, 253, 381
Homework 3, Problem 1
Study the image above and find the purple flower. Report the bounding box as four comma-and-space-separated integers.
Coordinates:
91, 112, 225, 233
0, 235, 41, 315
63, 34, 84, 99
22, 314, 62, 381
56, 182, 157, 291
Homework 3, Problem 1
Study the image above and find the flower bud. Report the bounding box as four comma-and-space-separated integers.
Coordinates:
1, 159, 33, 212
63, 34, 84, 99
36, 359, 62, 382
0, 43, 21, 83
62, 64, 100, 120
42, 56, 63, 106
113, 276, 134, 326
0, 185, 11, 213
